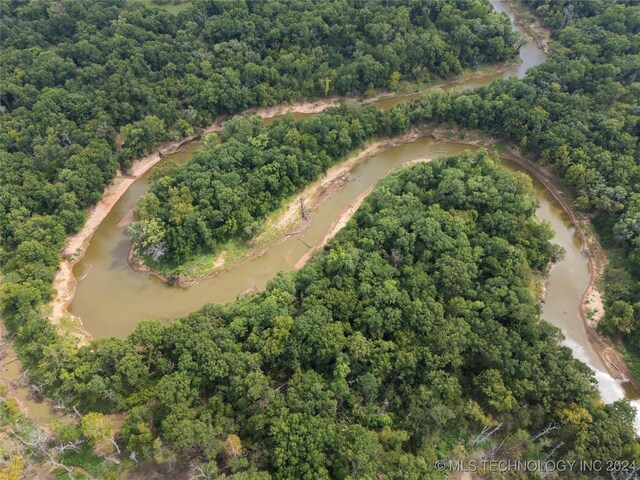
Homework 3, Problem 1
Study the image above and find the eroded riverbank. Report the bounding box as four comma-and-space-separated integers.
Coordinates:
63, 121, 637, 394
40, 0, 640, 433
49, 67, 526, 335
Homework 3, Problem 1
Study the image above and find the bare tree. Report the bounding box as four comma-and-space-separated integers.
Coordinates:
544, 441, 564, 461
531, 421, 560, 442
11, 367, 30, 388
72, 405, 82, 419
389, 248, 404, 267
110, 436, 121, 455
470, 423, 502, 447
300, 198, 311, 221
55, 439, 83, 454
189, 462, 217, 480
60, 132, 72, 147
146, 242, 168, 261
11, 428, 76, 479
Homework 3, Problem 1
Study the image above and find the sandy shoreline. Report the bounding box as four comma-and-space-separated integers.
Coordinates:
427, 131, 637, 389
49, 56, 528, 337
128, 129, 430, 287
504, 155, 636, 388
240, 127, 639, 396
48, 133, 204, 342
502, 0, 550, 54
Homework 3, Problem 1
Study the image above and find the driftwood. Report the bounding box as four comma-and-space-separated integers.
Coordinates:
1, 357, 18, 368
298, 237, 312, 249
300, 197, 311, 221
78, 262, 93, 282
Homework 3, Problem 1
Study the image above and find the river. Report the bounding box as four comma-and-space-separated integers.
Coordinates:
70, 0, 547, 337
9, 0, 636, 430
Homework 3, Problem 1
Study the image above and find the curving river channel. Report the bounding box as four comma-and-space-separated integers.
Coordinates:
70, 0, 546, 337
16, 0, 638, 429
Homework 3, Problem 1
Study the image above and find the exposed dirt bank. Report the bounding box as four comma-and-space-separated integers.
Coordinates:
430, 130, 637, 390
504, 154, 635, 389
129, 128, 430, 287
48, 134, 200, 342
503, 0, 550, 54
47, 94, 412, 334
50, 102, 637, 395
243, 59, 524, 118
294, 150, 434, 269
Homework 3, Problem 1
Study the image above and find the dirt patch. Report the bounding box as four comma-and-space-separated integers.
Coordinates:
244, 97, 343, 118
48, 134, 199, 342
48, 96, 359, 337
429, 130, 637, 389
268, 132, 423, 234
213, 252, 227, 269
130, 129, 430, 287
48, 6, 549, 342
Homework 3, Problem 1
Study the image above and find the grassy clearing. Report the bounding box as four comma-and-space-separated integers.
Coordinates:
136, 0, 192, 14
143, 190, 306, 281
60, 444, 132, 480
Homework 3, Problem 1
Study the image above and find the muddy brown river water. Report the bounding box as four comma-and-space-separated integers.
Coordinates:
8, 0, 638, 430
70, 0, 548, 338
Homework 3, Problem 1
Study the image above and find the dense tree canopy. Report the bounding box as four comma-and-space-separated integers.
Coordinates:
25, 153, 640, 476
138, 0, 640, 377
0, 0, 519, 329
2, 0, 640, 476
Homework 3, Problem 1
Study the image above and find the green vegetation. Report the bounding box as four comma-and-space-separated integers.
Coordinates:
27, 153, 640, 477
0, 0, 519, 331
0, 395, 31, 480
453, 0, 640, 377
2, 0, 640, 476
0, 387, 130, 479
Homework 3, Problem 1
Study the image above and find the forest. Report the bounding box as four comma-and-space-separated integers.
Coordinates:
134, 0, 640, 381
1, 0, 640, 477
0, 0, 519, 331
19, 153, 640, 478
